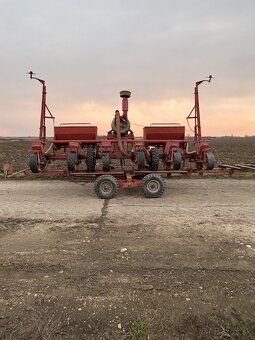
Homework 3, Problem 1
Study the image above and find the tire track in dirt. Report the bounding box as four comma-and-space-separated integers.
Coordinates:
94, 199, 109, 228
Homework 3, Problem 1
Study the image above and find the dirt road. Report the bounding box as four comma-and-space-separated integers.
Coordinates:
0, 178, 255, 339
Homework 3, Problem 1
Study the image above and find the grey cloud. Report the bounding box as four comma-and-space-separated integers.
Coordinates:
0, 0, 255, 132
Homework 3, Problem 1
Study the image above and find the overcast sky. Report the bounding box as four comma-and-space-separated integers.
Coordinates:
0, 0, 255, 136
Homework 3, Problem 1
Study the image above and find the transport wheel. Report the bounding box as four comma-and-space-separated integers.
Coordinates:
86, 146, 96, 172
204, 151, 215, 170
173, 151, 182, 170
149, 147, 159, 171
141, 173, 165, 198
102, 153, 110, 172
137, 151, 146, 169
67, 152, 77, 172
94, 175, 118, 199
29, 153, 40, 173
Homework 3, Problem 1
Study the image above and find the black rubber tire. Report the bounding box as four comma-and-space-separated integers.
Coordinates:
204, 151, 215, 170
137, 151, 146, 169
67, 152, 76, 172
173, 151, 182, 170
94, 175, 118, 199
29, 153, 40, 173
141, 174, 165, 198
86, 146, 96, 172
102, 153, 110, 172
149, 147, 159, 171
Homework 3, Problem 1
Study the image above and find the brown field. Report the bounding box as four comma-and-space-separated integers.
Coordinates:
0, 137, 255, 340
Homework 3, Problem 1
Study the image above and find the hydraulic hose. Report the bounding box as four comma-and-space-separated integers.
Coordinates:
115, 112, 126, 156
185, 143, 196, 155
45, 143, 54, 155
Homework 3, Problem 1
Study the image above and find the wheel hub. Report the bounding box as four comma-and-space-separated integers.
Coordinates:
100, 181, 113, 193
147, 180, 160, 193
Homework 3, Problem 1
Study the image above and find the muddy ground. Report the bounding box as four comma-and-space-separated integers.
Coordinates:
0, 178, 255, 339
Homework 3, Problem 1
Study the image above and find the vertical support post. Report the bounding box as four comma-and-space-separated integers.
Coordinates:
120, 90, 131, 120
194, 83, 202, 142
186, 76, 212, 157
40, 81, 46, 145
194, 82, 202, 153
28, 71, 52, 151
122, 97, 128, 120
